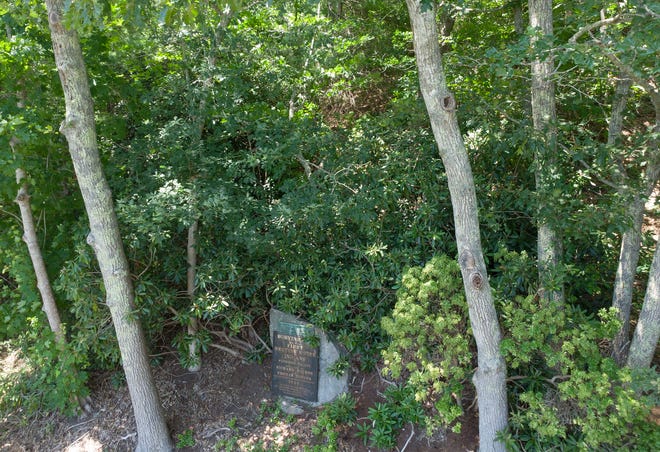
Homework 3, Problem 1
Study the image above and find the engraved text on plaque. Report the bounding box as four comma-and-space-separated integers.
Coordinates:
272, 331, 319, 402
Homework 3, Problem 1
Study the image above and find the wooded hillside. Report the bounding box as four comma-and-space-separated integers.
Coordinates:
1, 1, 658, 450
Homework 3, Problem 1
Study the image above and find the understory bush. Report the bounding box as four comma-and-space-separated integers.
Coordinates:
380, 255, 473, 435
498, 284, 658, 450
311, 393, 357, 451
355, 384, 424, 449
0, 328, 89, 417
376, 251, 658, 450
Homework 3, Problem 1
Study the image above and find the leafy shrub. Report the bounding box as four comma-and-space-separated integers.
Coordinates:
381, 255, 473, 434
499, 294, 659, 450
311, 393, 357, 451
175, 427, 195, 448
0, 326, 89, 416
356, 384, 424, 449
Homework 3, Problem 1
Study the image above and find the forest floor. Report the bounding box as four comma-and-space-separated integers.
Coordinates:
0, 345, 478, 451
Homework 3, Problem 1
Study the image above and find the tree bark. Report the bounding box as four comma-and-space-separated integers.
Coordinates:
513, 2, 524, 35
627, 242, 660, 368
530, 0, 563, 304
606, 75, 643, 364
15, 168, 65, 344
626, 80, 660, 368
44, 1, 172, 450
405, 1, 508, 450
186, 218, 201, 372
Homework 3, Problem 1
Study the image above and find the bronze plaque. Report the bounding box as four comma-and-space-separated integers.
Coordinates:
272, 331, 319, 402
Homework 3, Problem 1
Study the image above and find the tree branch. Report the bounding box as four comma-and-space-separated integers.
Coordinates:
569, 15, 632, 44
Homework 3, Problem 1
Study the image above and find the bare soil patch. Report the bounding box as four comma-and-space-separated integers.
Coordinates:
1, 346, 478, 451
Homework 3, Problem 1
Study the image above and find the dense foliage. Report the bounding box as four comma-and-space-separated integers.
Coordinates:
1, 0, 657, 448
381, 255, 471, 433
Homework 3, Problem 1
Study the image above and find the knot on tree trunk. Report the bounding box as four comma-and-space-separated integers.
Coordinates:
459, 250, 476, 269
59, 117, 79, 138
441, 93, 456, 112
86, 232, 97, 252
470, 271, 484, 289
460, 250, 485, 290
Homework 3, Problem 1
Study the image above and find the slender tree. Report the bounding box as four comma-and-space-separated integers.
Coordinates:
529, 0, 563, 303
186, 214, 201, 372
15, 167, 64, 344
627, 242, 659, 368
44, 0, 172, 449
569, 9, 660, 365
405, 1, 508, 450
606, 74, 659, 364
9, 90, 64, 345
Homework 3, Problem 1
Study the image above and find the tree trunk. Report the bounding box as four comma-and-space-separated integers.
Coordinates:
45, 1, 172, 450
626, 85, 660, 368
513, 2, 524, 35
607, 76, 632, 147
14, 168, 65, 344
606, 75, 642, 364
530, 0, 563, 303
627, 242, 660, 368
611, 196, 647, 363
405, 1, 508, 450
186, 218, 201, 372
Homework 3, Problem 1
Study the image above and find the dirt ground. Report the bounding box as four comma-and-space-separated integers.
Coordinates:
0, 345, 479, 451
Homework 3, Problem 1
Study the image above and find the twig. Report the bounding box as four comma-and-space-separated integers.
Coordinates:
135, 248, 156, 279
64, 417, 95, 433
208, 342, 242, 357
399, 423, 415, 452
0, 208, 21, 223
203, 427, 231, 438
249, 325, 272, 353
68, 433, 88, 447
119, 432, 136, 441
376, 365, 396, 386
506, 374, 571, 386
210, 330, 254, 352
547, 375, 571, 385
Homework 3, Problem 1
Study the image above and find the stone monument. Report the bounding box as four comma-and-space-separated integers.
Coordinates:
270, 309, 349, 407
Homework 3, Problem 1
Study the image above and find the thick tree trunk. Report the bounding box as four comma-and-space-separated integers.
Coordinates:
15, 168, 64, 343
530, 0, 563, 303
186, 219, 201, 372
627, 242, 660, 368
405, 1, 508, 450
45, 1, 172, 450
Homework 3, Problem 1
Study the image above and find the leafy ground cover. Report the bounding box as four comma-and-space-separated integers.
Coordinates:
0, 345, 478, 451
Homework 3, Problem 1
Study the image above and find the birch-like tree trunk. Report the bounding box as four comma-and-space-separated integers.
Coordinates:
182, 48, 218, 371
186, 218, 201, 372
14, 168, 64, 344
530, 0, 563, 303
45, 1, 172, 450
405, 1, 508, 450
567, 7, 660, 368
607, 75, 642, 364
627, 242, 660, 368
626, 91, 660, 368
